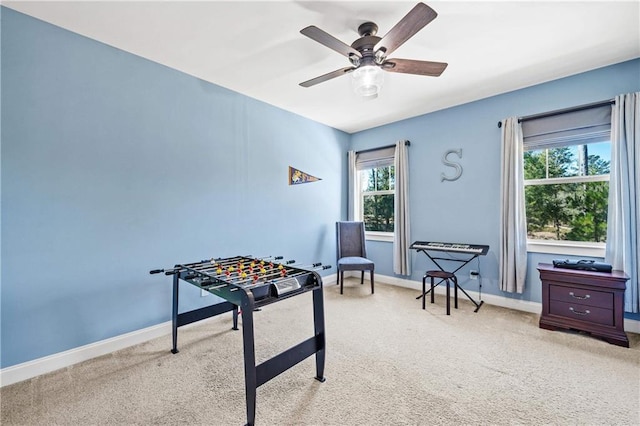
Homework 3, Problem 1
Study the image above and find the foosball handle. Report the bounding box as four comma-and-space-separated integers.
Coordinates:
150, 267, 179, 275
286, 259, 296, 264
321, 265, 332, 270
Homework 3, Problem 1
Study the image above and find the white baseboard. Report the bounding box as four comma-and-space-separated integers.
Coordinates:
2, 272, 637, 387
1, 321, 171, 387
374, 273, 640, 334
375, 273, 543, 314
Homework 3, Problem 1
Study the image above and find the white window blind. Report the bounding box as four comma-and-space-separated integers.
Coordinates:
522, 104, 612, 151
356, 146, 395, 170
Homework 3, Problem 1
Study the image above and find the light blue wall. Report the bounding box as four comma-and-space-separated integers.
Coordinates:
2, 6, 639, 370
1, 8, 348, 368
350, 58, 640, 310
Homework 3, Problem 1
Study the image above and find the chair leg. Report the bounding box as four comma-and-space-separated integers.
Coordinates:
453, 275, 458, 309
446, 279, 451, 315
430, 276, 435, 304
370, 271, 374, 294
340, 271, 344, 295
360, 271, 364, 284
422, 275, 426, 310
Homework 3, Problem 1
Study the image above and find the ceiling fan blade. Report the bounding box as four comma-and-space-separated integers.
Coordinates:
299, 67, 356, 88
300, 26, 362, 59
382, 58, 448, 76
374, 3, 438, 57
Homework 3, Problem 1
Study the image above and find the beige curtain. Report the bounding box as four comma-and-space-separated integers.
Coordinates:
393, 141, 411, 275
605, 92, 639, 313
499, 117, 527, 293
347, 150, 357, 221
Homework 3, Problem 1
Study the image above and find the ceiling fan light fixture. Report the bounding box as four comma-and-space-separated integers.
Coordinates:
352, 65, 384, 99
299, 3, 446, 93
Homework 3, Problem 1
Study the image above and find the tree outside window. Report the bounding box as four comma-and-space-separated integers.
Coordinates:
524, 141, 610, 242
359, 165, 395, 232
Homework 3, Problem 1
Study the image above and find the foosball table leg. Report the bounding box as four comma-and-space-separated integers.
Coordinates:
312, 287, 326, 382
232, 306, 239, 330
241, 300, 257, 426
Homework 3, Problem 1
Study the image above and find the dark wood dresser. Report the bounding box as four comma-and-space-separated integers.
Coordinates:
537, 262, 629, 347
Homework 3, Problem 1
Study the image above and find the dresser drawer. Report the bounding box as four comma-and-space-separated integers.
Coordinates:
549, 300, 614, 326
538, 263, 630, 347
549, 284, 612, 308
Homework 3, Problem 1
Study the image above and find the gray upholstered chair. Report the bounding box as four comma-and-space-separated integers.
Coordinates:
336, 221, 374, 294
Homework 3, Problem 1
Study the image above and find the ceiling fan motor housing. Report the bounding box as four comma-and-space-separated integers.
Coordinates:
350, 33, 383, 67
299, 3, 447, 89
357, 22, 378, 37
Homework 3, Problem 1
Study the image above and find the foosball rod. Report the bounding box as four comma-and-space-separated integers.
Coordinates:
290, 262, 322, 269
151, 254, 294, 274
200, 255, 284, 267
192, 257, 289, 275
252, 264, 332, 283
153, 259, 328, 287
245, 262, 327, 281
170, 257, 281, 278
194, 255, 259, 268
230, 264, 332, 287
203, 263, 333, 291
149, 262, 229, 276
178, 264, 297, 289
149, 256, 252, 276
179, 255, 258, 271
149, 266, 181, 275
192, 259, 296, 280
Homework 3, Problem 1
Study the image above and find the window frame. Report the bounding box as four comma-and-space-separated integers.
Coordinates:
519, 102, 612, 257
523, 145, 610, 256
352, 146, 397, 242
358, 164, 395, 241
519, 103, 612, 257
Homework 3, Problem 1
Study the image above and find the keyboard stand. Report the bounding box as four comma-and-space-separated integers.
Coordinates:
413, 250, 484, 313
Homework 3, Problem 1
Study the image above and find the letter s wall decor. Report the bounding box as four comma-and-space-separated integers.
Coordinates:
441, 149, 463, 182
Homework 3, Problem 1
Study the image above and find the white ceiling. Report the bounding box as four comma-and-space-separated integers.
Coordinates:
4, 1, 639, 133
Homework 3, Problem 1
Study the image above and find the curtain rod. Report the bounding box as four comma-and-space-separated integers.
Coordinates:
355, 140, 410, 155
497, 98, 615, 128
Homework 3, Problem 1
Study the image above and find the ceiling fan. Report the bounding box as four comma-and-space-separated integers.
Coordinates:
299, 2, 448, 97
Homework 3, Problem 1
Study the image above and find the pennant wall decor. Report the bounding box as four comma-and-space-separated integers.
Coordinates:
289, 166, 321, 185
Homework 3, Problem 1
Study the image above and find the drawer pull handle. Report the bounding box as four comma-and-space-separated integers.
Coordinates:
569, 307, 590, 316
569, 292, 590, 300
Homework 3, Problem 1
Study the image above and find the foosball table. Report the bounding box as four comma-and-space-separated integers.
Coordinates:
150, 255, 330, 426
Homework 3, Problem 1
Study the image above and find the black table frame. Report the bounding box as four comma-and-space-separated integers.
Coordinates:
412, 248, 485, 313
168, 263, 326, 426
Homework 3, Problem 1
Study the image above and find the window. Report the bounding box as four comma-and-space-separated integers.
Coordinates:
352, 146, 396, 239
524, 142, 610, 242
359, 165, 395, 232
522, 104, 611, 246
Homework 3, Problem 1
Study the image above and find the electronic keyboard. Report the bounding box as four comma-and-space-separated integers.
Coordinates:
410, 241, 490, 256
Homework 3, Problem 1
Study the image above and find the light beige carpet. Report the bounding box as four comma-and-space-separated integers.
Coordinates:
2, 279, 639, 425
